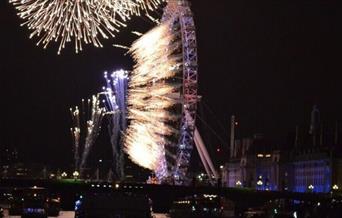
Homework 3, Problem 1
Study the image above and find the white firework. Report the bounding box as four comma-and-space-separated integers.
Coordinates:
70, 95, 108, 176
9, 0, 164, 54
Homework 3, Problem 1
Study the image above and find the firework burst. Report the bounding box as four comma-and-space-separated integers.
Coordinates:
124, 21, 182, 179
9, 0, 164, 54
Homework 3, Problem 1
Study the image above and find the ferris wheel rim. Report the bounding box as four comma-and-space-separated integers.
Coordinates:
162, 0, 198, 183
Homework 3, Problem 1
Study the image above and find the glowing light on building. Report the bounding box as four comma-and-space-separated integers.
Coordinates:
257, 153, 271, 158
9, 0, 163, 54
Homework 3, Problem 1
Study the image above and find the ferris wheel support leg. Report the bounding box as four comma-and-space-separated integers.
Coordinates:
194, 128, 219, 179
194, 136, 212, 180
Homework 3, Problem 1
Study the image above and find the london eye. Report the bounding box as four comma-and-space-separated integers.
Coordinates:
124, 0, 219, 185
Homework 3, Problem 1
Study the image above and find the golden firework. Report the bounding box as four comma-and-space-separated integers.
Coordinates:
124, 21, 182, 178
9, 0, 163, 54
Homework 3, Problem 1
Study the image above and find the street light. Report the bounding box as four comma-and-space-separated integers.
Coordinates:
257, 175, 263, 189
73, 171, 80, 179
236, 180, 242, 187
332, 184, 339, 190
61, 172, 67, 178
308, 184, 314, 192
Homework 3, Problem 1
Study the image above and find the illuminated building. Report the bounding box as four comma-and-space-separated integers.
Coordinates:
290, 148, 332, 192
225, 133, 287, 191
0, 147, 19, 178
0, 147, 18, 165
289, 106, 342, 193
225, 107, 342, 193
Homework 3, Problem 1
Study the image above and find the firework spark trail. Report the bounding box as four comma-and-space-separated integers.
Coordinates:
103, 70, 128, 180
70, 107, 81, 171
70, 95, 107, 175
125, 21, 182, 179
80, 95, 107, 174
111, 71, 128, 131
108, 112, 122, 178
9, 0, 164, 54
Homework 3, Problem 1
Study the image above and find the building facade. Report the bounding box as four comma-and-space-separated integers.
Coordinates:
225, 134, 288, 191
224, 107, 342, 193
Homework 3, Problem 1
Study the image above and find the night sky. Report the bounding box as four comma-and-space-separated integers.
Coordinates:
0, 0, 340, 168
